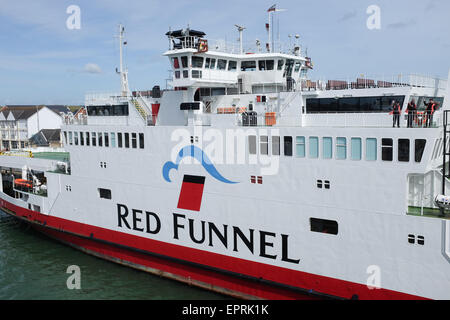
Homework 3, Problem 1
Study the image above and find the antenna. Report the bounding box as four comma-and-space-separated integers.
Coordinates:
116, 24, 129, 97
235, 24, 246, 54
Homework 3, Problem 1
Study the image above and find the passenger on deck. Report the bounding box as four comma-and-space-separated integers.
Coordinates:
392, 100, 401, 128
424, 99, 435, 128
406, 99, 417, 128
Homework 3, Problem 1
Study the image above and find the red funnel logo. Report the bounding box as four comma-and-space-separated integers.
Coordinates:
177, 175, 205, 211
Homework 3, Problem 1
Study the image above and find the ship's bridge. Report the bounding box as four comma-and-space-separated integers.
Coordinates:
164, 28, 311, 93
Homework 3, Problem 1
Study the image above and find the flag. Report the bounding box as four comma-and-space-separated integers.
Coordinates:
267, 4, 276, 12
177, 175, 205, 211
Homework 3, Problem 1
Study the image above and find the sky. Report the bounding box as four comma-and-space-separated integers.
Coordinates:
0, 0, 449, 105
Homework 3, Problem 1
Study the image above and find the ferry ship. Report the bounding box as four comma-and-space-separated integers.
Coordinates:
1, 11, 450, 300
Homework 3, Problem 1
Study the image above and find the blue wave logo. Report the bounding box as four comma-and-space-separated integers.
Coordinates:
162, 145, 238, 184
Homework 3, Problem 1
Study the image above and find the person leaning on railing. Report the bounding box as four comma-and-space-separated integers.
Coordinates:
424, 99, 438, 128
390, 100, 401, 128
406, 99, 417, 128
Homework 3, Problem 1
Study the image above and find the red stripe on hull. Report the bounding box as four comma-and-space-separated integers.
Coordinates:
0, 198, 427, 300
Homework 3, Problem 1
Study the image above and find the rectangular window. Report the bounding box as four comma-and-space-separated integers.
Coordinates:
63, 131, 67, 145
174, 71, 180, 79
382, 138, 393, 161
209, 58, 216, 69
266, 60, 274, 70
132, 133, 137, 148
183, 70, 189, 78
118, 133, 123, 148
310, 218, 338, 235
336, 137, 347, 160
272, 136, 280, 156
351, 138, 362, 160
80, 132, 84, 146
181, 56, 188, 68
241, 61, 256, 71
172, 57, 179, 69
323, 137, 332, 159
284, 136, 293, 156
217, 59, 227, 70
192, 56, 203, 68
415, 139, 426, 163
228, 60, 237, 71
258, 60, 266, 71
205, 57, 211, 68
277, 59, 285, 70
86, 132, 90, 146
260, 136, 268, 155
74, 132, 79, 146
366, 138, 377, 161
249, 135, 257, 155
398, 139, 410, 162
296, 136, 306, 158
104, 132, 109, 147
92, 132, 96, 146
309, 137, 318, 158
69, 131, 73, 145
124, 133, 130, 148
98, 188, 112, 200
139, 133, 144, 149
98, 132, 103, 147
110, 133, 116, 147
192, 70, 202, 78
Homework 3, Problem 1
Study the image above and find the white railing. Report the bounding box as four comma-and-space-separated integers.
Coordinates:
84, 92, 130, 106
300, 74, 447, 91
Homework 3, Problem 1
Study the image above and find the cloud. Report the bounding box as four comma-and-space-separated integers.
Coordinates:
387, 20, 415, 30
338, 11, 357, 22
83, 63, 102, 74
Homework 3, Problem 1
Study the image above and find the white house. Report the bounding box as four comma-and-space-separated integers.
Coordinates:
0, 105, 66, 150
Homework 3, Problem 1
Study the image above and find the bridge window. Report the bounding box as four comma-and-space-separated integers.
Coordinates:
296, 136, 305, 158
277, 59, 285, 70
294, 61, 301, 72
366, 138, 377, 161
415, 139, 426, 162
323, 137, 332, 159
192, 56, 203, 68
69, 131, 73, 145
382, 138, 393, 161
80, 132, 84, 146
205, 58, 216, 69
217, 59, 227, 70
181, 56, 188, 68
228, 61, 237, 71
336, 137, 347, 160
172, 57, 179, 69
398, 139, 410, 162
351, 138, 362, 160
241, 61, 257, 71
309, 137, 319, 158
92, 132, 97, 146
74, 132, 79, 146
86, 132, 90, 146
